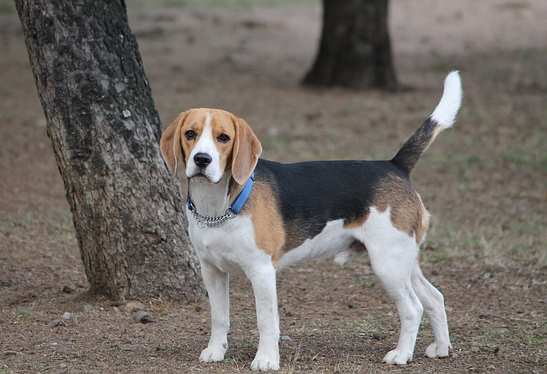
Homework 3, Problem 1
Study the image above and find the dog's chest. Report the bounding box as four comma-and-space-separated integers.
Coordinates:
187, 211, 267, 272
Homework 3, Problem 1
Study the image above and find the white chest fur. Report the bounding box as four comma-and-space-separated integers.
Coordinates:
188, 211, 273, 273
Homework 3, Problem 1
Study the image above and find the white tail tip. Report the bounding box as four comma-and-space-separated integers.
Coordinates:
430, 71, 462, 128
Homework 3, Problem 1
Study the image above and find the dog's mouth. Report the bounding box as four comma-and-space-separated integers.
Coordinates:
189, 172, 222, 184
190, 173, 208, 181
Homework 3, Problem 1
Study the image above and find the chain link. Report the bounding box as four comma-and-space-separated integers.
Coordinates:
188, 206, 235, 228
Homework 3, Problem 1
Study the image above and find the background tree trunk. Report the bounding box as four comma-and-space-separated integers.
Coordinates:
15, 0, 203, 301
303, 0, 398, 90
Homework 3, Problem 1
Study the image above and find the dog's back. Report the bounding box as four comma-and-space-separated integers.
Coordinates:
252, 159, 426, 253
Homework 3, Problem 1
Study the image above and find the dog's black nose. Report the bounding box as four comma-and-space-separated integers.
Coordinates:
194, 152, 212, 168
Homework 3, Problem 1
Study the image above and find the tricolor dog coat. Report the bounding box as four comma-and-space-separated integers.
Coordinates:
160, 72, 463, 371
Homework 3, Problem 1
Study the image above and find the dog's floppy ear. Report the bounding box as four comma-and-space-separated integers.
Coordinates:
160, 111, 190, 175
231, 116, 262, 185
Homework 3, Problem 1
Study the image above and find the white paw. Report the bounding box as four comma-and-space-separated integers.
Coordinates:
425, 342, 451, 358
334, 250, 352, 266
251, 351, 280, 371
383, 348, 413, 365
199, 344, 227, 362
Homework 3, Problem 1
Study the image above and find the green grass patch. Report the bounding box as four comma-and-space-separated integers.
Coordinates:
130, 0, 315, 9
352, 275, 376, 288
0, 212, 34, 234
527, 334, 545, 347
0, 0, 14, 14
502, 149, 547, 172
348, 316, 386, 339
15, 306, 32, 318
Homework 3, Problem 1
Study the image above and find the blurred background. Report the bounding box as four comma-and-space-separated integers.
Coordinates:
0, 1, 545, 373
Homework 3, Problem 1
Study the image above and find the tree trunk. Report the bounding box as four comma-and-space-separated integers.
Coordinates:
303, 0, 398, 90
15, 0, 203, 301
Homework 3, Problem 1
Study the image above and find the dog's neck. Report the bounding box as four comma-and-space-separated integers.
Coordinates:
188, 174, 232, 217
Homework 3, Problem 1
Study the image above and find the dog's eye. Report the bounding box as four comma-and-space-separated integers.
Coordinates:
217, 133, 230, 143
185, 130, 196, 140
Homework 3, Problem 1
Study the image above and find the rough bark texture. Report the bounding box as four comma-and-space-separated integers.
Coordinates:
303, 0, 398, 90
15, 0, 203, 301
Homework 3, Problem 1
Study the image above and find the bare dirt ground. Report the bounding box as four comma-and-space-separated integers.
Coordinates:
0, 0, 546, 373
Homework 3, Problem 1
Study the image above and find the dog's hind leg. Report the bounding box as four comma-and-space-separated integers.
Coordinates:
412, 264, 451, 358
353, 207, 423, 365
370, 252, 423, 365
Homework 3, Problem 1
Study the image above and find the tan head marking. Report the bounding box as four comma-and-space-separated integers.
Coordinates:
160, 109, 261, 184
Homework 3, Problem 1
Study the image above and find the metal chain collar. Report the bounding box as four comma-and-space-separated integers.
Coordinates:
187, 202, 235, 228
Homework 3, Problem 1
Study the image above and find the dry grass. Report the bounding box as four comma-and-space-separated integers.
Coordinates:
0, 0, 546, 373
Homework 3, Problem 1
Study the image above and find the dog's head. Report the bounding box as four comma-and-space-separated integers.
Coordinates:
160, 108, 262, 185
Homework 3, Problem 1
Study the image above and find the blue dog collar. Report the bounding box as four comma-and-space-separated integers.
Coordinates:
229, 173, 255, 214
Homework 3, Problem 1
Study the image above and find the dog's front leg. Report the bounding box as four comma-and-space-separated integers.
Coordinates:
199, 260, 230, 363
246, 263, 280, 371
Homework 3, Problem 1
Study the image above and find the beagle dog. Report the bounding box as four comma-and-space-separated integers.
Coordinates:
160, 72, 462, 371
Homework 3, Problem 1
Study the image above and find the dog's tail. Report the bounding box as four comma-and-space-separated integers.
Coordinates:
391, 71, 462, 174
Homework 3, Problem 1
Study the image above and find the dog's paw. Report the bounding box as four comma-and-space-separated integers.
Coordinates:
199, 344, 227, 362
425, 342, 451, 358
383, 348, 413, 365
334, 250, 352, 266
251, 351, 280, 371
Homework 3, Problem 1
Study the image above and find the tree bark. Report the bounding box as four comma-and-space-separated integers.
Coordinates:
303, 0, 398, 90
15, 0, 203, 301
